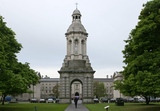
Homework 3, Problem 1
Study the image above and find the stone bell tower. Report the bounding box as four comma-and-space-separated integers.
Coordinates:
58, 8, 95, 103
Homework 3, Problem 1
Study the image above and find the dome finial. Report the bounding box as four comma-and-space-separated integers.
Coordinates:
75, 2, 78, 9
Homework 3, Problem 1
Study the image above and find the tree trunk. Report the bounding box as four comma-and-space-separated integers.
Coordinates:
144, 96, 150, 105
2, 95, 6, 105
0, 96, 2, 103
32, 84, 34, 98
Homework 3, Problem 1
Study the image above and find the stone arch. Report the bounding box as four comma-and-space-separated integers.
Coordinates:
70, 78, 83, 100
71, 78, 83, 85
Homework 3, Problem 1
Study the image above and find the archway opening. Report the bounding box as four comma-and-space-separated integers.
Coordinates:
70, 79, 83, 103
75, 92, 79, 96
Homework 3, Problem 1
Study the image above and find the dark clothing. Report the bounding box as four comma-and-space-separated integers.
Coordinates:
74, 97, 79, 108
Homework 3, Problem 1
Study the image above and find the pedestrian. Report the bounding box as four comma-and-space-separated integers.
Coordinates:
74, 95, 79, 108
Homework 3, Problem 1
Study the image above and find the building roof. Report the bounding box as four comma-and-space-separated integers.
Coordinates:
40, 78, 113, 82
66, 8, 87, 35
67, 22, 87, 34
72, 9, 81, 15
94, 78, 113, 82
40, 78, 59, 82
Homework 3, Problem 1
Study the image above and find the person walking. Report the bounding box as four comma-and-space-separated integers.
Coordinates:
74, 95, 79, 108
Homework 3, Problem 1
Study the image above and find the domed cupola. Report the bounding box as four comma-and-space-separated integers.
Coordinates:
65, 8, 88, 35
63, 8, 91, 62
72, 9, 81, 18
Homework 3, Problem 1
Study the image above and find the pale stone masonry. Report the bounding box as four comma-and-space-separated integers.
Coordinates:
15, 77, 115, 101
113, 71, 124, 99
58, 8, 95, 103
15, 73, 125, 101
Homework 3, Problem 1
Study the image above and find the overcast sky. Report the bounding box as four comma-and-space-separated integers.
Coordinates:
1, 0, 148, 78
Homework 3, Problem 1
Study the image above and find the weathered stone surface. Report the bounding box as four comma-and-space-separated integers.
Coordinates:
58, 8, 95, 103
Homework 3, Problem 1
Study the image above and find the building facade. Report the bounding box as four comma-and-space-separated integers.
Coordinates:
16, 74, 123, 101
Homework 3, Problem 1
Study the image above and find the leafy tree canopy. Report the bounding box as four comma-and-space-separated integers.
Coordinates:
94, 81, 106, 98
52, 83, 60, 98
115, 0, 160, 104
0, 16, 39, 105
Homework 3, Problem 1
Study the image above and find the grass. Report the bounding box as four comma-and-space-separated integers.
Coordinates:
1, 102, 160, 111
0, 102, 69, 111
85, 103, 160, 111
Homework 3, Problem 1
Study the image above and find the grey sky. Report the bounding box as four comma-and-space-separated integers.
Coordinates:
1, 0, 148, 78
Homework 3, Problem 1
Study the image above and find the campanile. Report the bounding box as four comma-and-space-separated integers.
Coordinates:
58, 8, 95, 103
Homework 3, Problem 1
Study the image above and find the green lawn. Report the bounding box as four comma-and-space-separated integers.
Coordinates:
0, 102, 69, 111
85, 103, 160, 111
1, 102, 160, 111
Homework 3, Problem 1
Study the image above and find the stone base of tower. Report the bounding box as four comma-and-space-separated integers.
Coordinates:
59, 97, 71, 103
83, 97, 94, 103
58, 60, 95, 104
59, 98, 94, 104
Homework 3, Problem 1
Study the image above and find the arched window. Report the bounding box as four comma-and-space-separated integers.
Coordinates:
75, 39, 78, 54
69, 40, 72, 44
81, 40, 85, 54
68, 40, 72, 54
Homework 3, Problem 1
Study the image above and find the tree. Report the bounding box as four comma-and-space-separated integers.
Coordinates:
93, 81, 106, 99
117, 0, 160, 104
0, 15, 21, 105
52, 83, 59, 98
0, 16, 39, 105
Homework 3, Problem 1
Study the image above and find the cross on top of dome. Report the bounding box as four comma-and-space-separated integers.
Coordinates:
73, 3, 81, 15
75, 2, 78, 9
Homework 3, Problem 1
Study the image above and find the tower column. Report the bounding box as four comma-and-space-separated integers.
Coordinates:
78, 38, 82, 59
67, 39, 69, 55
79, 38, 82, 54
84, 39, 87, 55
71, 38, 74, 56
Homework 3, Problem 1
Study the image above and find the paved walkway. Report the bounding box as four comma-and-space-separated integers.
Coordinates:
64, 100, 89, 111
